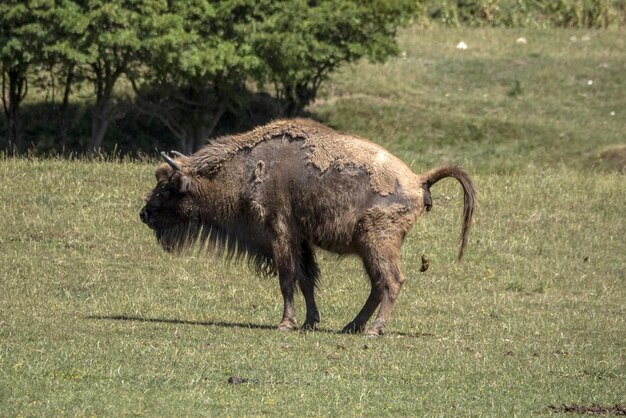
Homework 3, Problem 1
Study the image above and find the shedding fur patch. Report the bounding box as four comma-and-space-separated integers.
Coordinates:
254, 160, 265, 184
189, 119, 417, 196
240, 160, 267, 222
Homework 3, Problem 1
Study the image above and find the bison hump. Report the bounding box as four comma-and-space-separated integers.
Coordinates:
190, 118, 417, 195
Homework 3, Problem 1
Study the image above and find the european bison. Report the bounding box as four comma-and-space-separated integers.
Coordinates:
140, 118, 475, 335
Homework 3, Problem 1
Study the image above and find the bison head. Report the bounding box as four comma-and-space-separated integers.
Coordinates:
140, 152, 201, 252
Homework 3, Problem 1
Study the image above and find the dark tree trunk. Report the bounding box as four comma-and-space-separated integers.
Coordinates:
283, 83, 317, 117
88, 61, 124, 152
90, 99, 110, 151
56, 64, 74, 149
2, 68, 28, 155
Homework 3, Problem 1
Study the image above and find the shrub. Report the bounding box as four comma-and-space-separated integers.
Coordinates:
422, 0, 626, 28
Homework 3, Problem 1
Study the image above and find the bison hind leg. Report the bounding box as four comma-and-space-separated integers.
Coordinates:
342, 242, 405, 336
343, 207, 412, 335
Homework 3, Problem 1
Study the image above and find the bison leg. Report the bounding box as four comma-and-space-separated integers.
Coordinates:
277, 240, 321, 331
343, 239, 405, 336
277, 267, 297, 331
272, 221, 299, 331
341, 286, 383, 334
297, 242, 320, 330
364, 254, 405, 336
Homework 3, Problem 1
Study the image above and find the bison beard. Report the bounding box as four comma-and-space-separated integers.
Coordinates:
154, 221, 276, 277
140, 118, 476, 336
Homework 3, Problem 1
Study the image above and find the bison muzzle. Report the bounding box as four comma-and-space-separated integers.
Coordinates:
140, 118, 476, 335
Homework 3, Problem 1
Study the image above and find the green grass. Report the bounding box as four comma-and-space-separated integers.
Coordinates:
315, 27, 626, 174
1, 28, 625, 416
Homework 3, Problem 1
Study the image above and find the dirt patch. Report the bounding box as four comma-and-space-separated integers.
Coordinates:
596, 145, 626, 174
547, 404, 626, 415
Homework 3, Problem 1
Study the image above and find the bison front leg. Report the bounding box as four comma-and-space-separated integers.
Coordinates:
299, 279, 320, 330
297, 242, 321, 330
272, 223, 298, 331
277, 267, 297, 331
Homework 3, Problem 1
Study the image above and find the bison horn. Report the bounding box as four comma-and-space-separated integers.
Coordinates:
170, 150, 186, 158
161, 151, 181, 172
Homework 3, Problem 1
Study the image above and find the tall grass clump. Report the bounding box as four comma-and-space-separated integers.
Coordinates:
420, 0, 626, 28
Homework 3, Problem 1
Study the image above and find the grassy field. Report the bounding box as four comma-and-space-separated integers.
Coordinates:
1, 28, 625, 416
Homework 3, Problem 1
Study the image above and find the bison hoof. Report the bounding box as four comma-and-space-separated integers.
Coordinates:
364, 320, 386, 336
301, 322, 317, 331
340, 322, 366, 334
364, 327, 385, 337
301, 312, 320, 331
277, 320, 297, 331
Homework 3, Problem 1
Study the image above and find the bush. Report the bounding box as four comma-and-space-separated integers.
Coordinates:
1, 0, 416, 155
422, 0, 626, 28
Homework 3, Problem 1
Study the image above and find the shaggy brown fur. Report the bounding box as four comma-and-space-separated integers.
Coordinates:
140, 118, 476, 335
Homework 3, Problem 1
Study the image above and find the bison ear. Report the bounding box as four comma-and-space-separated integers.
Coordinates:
171, 172, 195, 194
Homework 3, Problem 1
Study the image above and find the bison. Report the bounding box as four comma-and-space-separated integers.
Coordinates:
140, 118, 475, 335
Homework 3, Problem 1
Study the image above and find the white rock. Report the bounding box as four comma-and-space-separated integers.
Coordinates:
515, 37, 527, 45
456, 41, 468, 50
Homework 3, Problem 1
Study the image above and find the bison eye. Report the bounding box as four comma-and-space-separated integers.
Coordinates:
156, 182, 174, 199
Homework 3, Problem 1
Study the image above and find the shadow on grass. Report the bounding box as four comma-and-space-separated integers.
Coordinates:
87, 314, 278, 332
87, 314, 433, 338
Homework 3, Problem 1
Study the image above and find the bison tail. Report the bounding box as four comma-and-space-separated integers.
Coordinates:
422, 166, 476, 261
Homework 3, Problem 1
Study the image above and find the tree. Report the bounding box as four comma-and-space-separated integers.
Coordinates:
37, 0, 90, 148
40, 0, 173, 151
2, 0, 417, 155
132, 0, 415, 153
252, 0, 416, 116
130, 0, 264, 153
0, 0, 48, 154
76, 0, 147, 151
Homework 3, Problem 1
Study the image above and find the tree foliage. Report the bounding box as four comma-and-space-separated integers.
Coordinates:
1, 0, 416, 154
253, 0, 416, 115
131, 0, 265, 153
0, 0, 49, 153
73, 0, 147, 150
